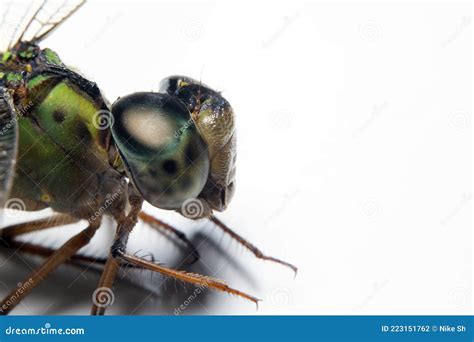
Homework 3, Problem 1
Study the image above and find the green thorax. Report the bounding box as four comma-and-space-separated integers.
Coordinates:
5, 44, 118, 213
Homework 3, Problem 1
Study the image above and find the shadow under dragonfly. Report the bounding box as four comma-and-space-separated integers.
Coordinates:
0, 219, 258, 315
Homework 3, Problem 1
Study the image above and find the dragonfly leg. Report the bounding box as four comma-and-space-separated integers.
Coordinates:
91, 195, 144, 316
209, 215, 298, 275
0, 219, 101, 315
0, 214, 79, 242
138, 211, 200, 264
116, 252, 260, 307
1, 239, 109, 266
92, 201, 259, 313
90, 252, 121, 316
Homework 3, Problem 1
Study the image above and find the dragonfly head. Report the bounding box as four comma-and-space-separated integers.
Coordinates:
110, 76, 236, 219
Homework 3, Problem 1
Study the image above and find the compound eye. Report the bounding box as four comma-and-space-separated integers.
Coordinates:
111, 92, 210, 209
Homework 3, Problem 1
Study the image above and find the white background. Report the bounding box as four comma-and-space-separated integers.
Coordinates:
0, 0, 472, 315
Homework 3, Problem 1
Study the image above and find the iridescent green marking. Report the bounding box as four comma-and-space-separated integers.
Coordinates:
1, 51, 12, 63
27, 75, 49, 88
43, 48, 63, 65
18, 46, 36, 59
4, 72, 22, 83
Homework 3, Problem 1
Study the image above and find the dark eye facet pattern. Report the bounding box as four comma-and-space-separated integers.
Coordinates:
111, 92, 210, 209
160, 76, 237, 213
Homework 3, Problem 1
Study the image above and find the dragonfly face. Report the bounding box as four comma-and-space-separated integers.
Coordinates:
110, 76, 236, 218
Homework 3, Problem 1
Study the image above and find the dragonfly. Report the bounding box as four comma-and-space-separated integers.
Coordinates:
0, 0, 296, 315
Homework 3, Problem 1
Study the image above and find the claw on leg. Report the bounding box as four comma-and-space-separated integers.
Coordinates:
209, 215, 298, 276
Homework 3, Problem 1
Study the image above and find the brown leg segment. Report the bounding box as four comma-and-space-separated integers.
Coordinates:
209, 215, 298, 275
0, 220, 101, 315
90, 254, 121, 315
138, 211, 200, 264
2, 239, 108, 266
91, 195, 144, 316
0, 214, 79, 241
92, 198, 259, 313
118, 253, 260, 306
